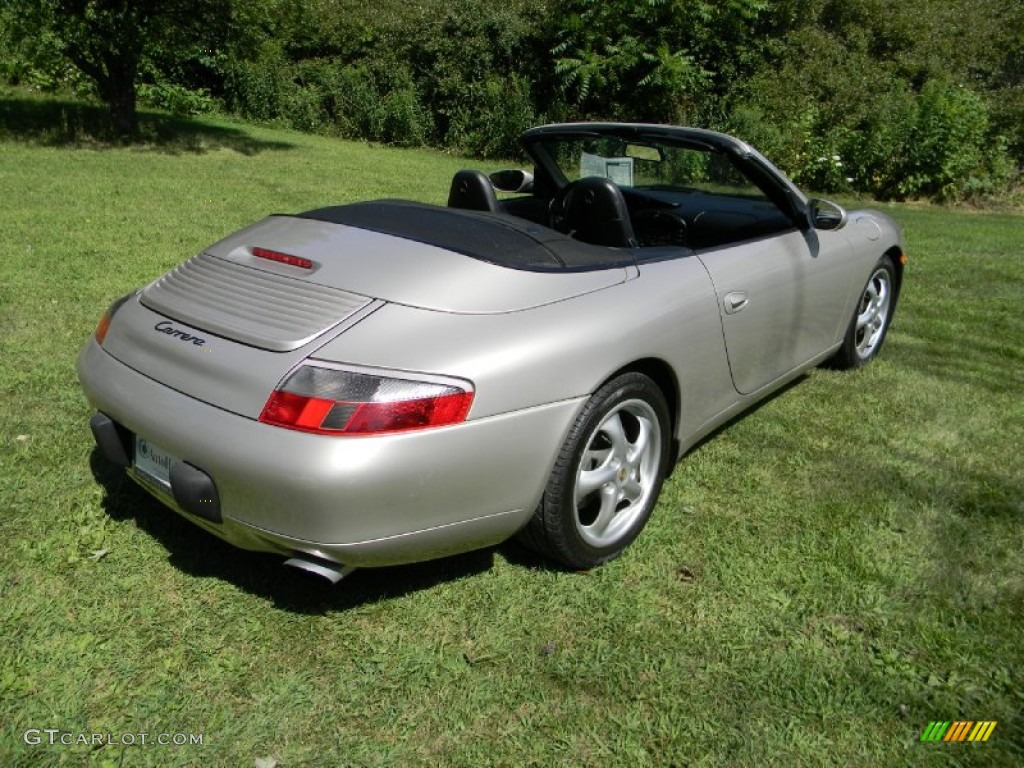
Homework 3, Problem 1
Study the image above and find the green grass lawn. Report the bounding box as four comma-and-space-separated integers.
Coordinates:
1, 91, 1022, 767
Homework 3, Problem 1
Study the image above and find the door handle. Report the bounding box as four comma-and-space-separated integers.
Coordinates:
724, 291, 749, 315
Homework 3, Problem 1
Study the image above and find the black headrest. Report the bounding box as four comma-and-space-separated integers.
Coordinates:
563, 177, 636, 248
447, 170, 500, 213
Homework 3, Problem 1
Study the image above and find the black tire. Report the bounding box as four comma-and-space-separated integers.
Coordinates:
829, 255, 897, 370
517, 372, 671, 569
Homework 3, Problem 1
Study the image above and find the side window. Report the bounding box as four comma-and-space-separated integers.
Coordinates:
694, 154, 773, 201
653, 152, 794, 250
638, 150, 770, 201
634, 149, 777, 206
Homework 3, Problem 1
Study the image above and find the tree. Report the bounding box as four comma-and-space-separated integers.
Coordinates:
3, 0, 231, 136
547, 0, 768, 123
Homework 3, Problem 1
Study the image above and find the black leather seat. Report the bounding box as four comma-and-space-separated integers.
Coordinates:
447, 170, 500, 213
563, 177, 637, 248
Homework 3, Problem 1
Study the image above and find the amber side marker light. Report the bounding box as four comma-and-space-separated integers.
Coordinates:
94, 312, 113, 345
900, 252, 908, 265
94, 294, 133, 346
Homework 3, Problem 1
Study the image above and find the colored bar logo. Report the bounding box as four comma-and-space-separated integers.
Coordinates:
921, 721, 997, 742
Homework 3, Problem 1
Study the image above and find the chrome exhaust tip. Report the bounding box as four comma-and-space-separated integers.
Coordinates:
283, 556, 356, 584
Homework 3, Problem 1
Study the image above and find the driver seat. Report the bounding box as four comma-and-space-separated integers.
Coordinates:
563, 177, 637, 248
447, 170, 500, 213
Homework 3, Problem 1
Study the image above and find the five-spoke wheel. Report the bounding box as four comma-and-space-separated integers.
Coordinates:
518, 372, 670, 569
830, 255, 897, 369
574, 399, 662, 549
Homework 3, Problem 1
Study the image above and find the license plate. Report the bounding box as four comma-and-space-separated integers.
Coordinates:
134, 436, 178, 491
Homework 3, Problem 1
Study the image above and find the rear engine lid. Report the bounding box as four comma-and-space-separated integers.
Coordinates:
141, 250, 373, 353
117, 206, 631, 416
183, 212, 631, 318
100, 295, 381, 419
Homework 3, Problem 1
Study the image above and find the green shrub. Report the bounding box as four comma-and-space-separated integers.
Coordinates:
836, 80, 1016, 202
285, 58, 339, 133
375, 78, 432, 147
224, 43, 291, 123
728, 26, 1019, 202
443, 75, 537, 159
138, 81, 218, 116
892, 81, 1012, 201
332, 61, 432, 146
331, 65, 380, 139
410, 1, 549, 153
0, 8, 86, 93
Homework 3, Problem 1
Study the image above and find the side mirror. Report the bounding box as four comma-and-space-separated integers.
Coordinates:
808, 198, 848, 231
489, 169, 534, 194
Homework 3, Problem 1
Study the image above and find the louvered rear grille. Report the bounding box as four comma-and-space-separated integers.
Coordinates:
141, 253, 372, 351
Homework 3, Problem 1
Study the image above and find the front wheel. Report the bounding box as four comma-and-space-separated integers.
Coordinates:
829, 255, 896, 370
517, 372, 670, 569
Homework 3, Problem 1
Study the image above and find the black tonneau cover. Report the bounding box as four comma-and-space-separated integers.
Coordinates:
299, 200, 635, 272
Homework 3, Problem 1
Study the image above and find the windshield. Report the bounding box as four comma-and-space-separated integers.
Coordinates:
537, 136, 766, 199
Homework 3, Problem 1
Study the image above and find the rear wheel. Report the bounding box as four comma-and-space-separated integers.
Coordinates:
518, 372, 670, 569
830, 255, 896, 369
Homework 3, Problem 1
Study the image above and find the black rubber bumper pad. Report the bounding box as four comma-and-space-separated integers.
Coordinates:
89, 412, 131, 467
170, 461, 222, 524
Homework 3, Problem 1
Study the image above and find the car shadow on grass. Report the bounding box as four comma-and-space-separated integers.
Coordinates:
90, 449, 502, 613
0, 94, 295, 155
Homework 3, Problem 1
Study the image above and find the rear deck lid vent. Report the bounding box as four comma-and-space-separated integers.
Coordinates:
141, 252, 372, 351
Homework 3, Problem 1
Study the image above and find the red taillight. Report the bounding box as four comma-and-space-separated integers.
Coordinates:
259, 364, 474, 435
344, 392, 474, 433
94, 293, 133, 346
261, 391, 336, 430
252, 246, 313, 269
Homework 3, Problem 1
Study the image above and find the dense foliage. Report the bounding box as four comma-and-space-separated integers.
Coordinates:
0, 0, 233, 135
2, 0, 1021, 200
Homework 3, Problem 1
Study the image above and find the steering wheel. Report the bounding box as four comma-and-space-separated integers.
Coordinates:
548, 180, 580, 233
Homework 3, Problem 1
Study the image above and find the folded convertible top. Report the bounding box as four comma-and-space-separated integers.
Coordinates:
299, 200, 635, 272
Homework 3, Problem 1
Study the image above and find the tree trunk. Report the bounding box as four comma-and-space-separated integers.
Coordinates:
67, 43, 141, 139
103, 78, 139, 138
97, 51, 140, 138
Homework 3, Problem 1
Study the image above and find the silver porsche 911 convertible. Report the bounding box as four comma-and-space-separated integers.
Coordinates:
78, 122, 904, 581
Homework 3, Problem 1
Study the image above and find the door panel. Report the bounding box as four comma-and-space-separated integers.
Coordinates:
697, 229, 853, 394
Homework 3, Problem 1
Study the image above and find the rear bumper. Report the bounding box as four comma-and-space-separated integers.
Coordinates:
78, 340, 584, 567
91, 413, 223, 524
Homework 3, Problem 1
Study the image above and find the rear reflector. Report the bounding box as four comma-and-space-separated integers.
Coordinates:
259, 363, 474, 435
252, 246, 313, 269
